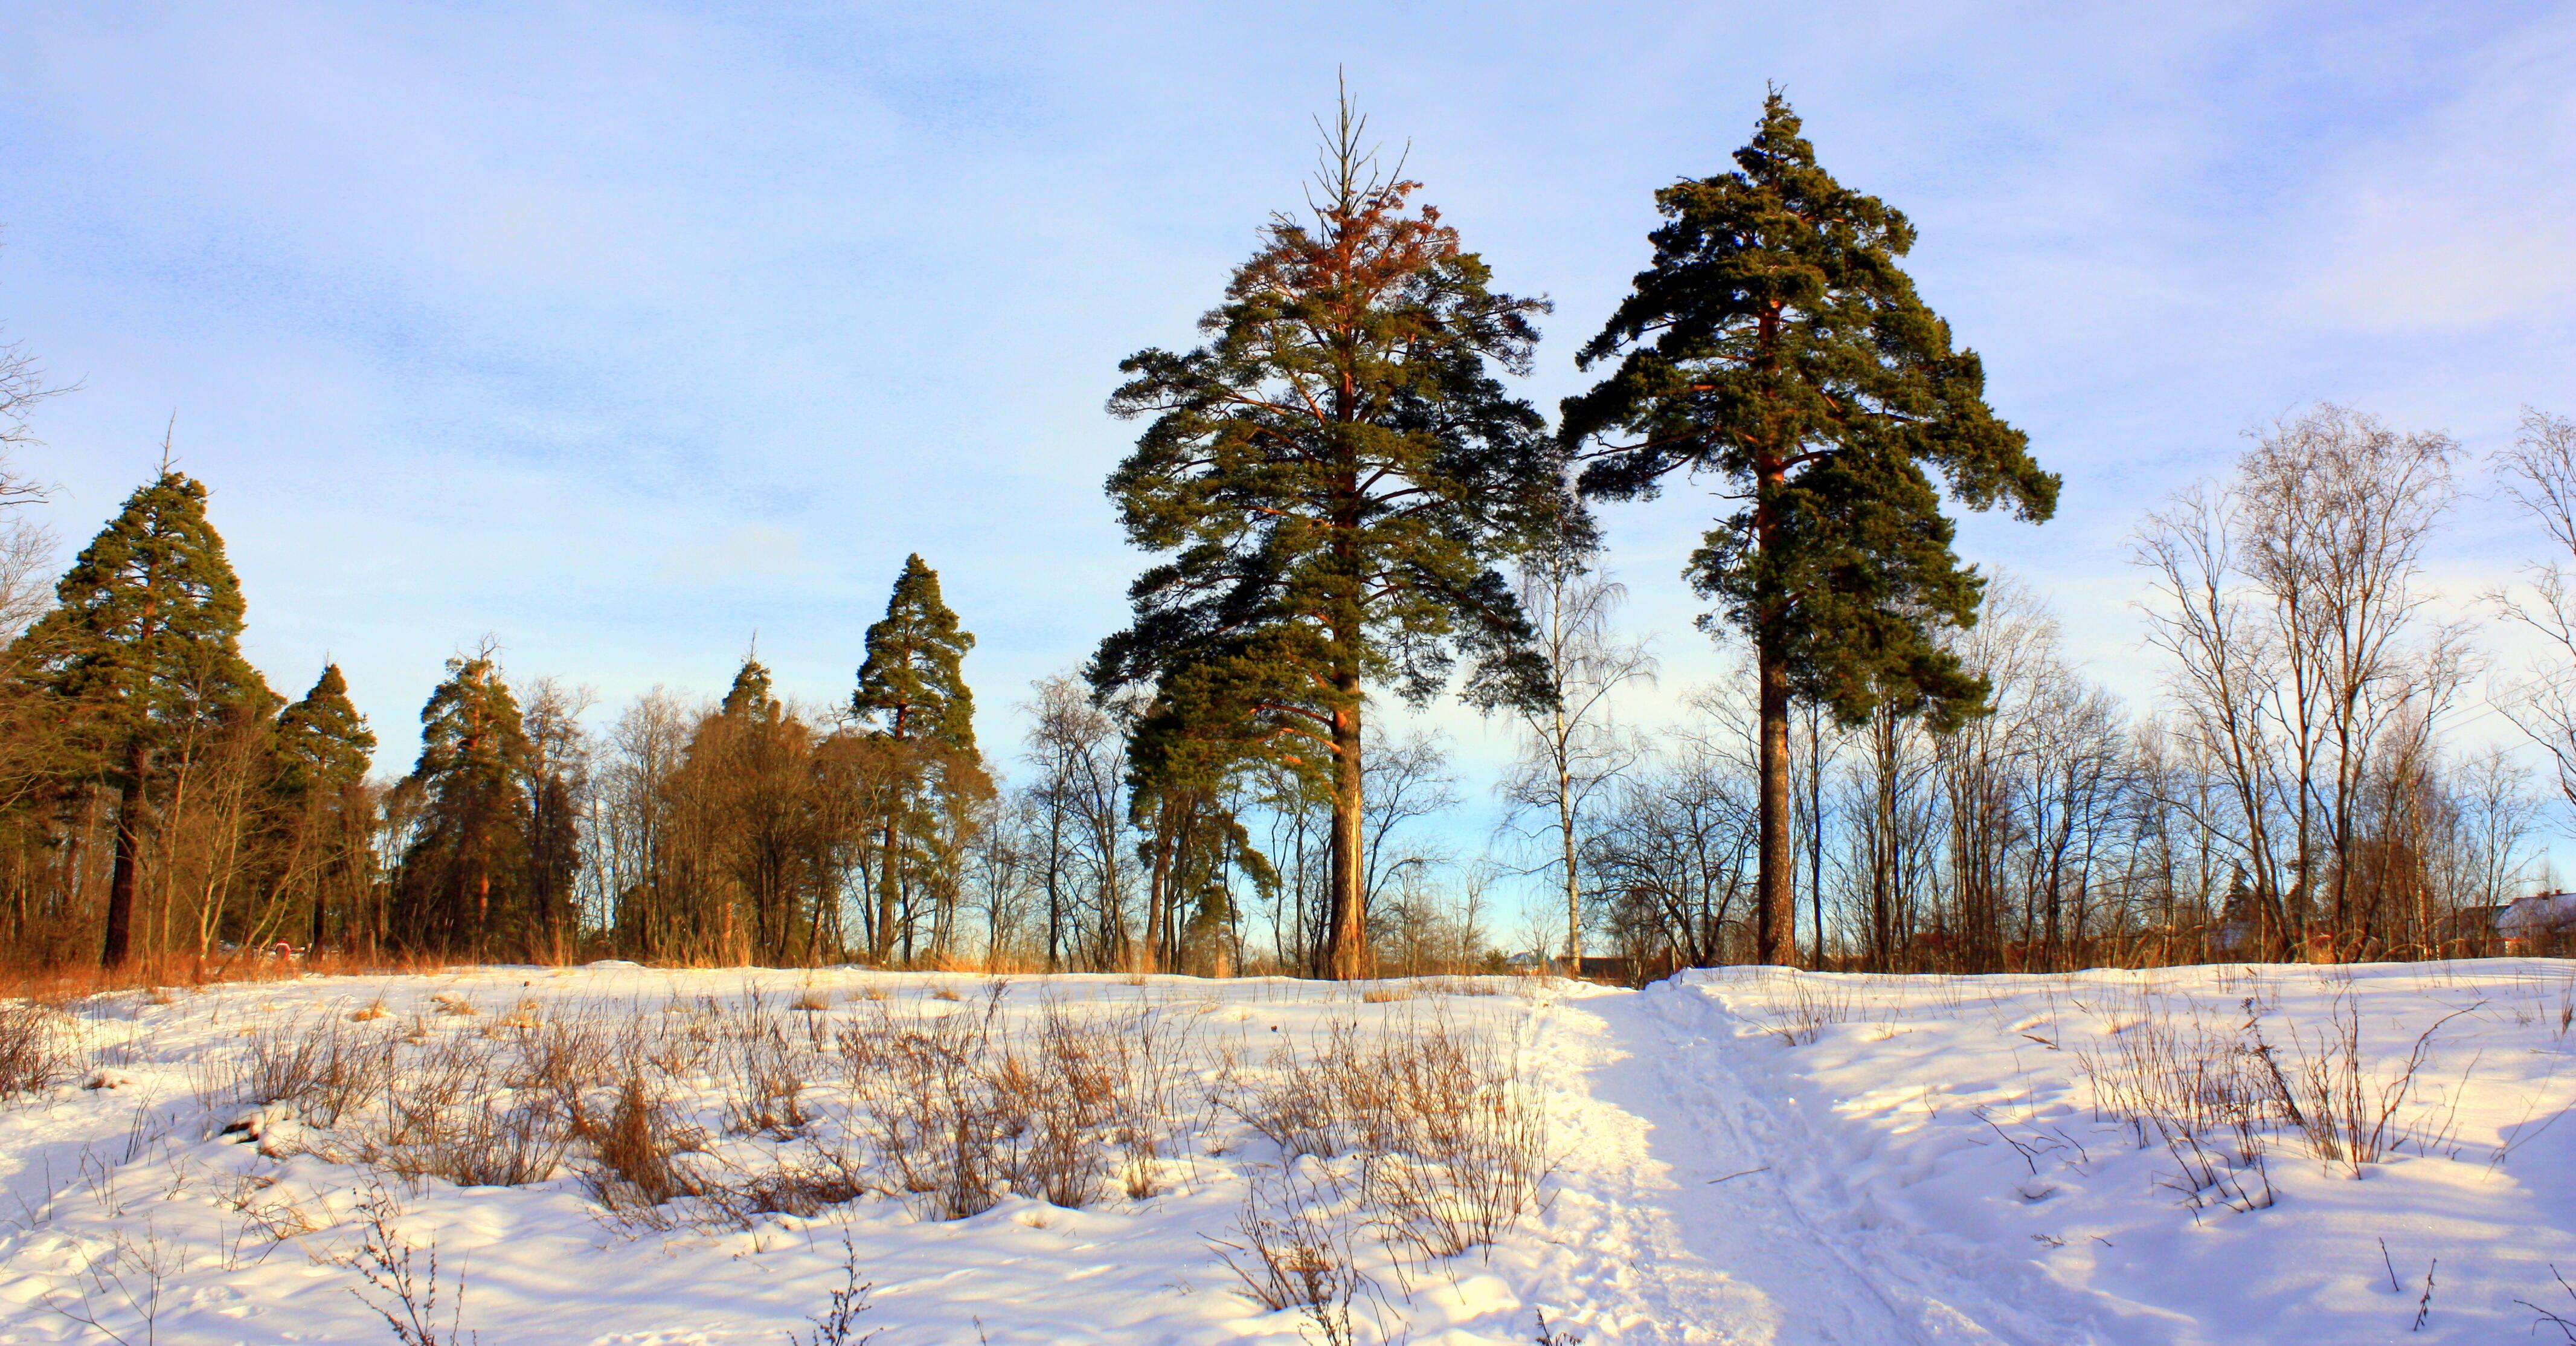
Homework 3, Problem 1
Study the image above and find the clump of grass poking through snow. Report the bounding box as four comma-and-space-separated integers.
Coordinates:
1207, 1163, 1370, 1346
1747, 974, 1855, 1046
787, 1234, 881, 1346
0, 1000, 68, 1102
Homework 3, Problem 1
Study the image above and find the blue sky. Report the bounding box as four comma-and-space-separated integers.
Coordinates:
4, 3, 2574, 852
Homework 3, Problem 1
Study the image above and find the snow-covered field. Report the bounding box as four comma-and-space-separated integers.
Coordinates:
4, 961, 2575, 1344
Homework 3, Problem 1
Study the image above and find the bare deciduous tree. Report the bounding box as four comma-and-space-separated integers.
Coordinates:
2138, 405, 2461, 953
2494, 408, 2576, 811
1496, 543, 1653, 967
1022, 675, 1129, 970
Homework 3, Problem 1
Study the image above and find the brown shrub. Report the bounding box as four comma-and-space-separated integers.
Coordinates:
0, 1000, 66, 1101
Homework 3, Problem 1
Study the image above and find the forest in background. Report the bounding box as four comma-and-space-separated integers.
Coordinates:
3, 94, 2574, 984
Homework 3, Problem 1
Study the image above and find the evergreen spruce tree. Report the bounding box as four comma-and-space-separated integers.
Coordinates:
1092, 89, 1563, 979
723, 655, 783, 723
21, 469, 268, 965
395, 650, 533, 954
274, 664, 374, 797
1561, 93, 2057, 964
852, 555, 985, 961
271, 664, 377, 950
525, 771, 579, 957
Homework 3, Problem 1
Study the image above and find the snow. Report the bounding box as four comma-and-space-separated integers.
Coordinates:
4, 961, 2575, 1343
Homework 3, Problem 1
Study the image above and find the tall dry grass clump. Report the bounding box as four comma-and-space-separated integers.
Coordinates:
2246, 992, 2470, 1176
2072, 986, 2275, 1212
0, 999, 67, 1100
1233, 1010, 1552, 1262
834, 987, 1210, 1218
2075, 978, 2475, 1205
1746, 975, 1857, 1046
1208, 1163, 1370, 1346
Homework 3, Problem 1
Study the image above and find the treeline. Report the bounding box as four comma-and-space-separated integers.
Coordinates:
2, 91, 2571, 978
0, 471, 1002, 968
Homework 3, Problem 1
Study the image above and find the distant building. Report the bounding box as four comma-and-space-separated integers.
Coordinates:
2500, 891, 2576, 942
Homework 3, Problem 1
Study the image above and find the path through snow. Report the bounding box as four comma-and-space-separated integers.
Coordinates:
1531, 979, 2138, 1345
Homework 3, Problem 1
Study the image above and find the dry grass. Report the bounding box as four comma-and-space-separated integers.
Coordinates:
722, 1003, 815, 1138
155, 972, 1555, 1269
579, 1075, 704, 1220
0, 1000, 67, 1101
2247, 992, 2471, 1176
1357, 1023, 1552, 1261
1232, 1010, 1552, 1261
2075, 987, 2268, 1149
2073, 979, 2475, 1208
0, 950, 440, 1006
832, 988, 1205, 1218
1749, 975, 1857, 1046
1208, 1164, 1368, 1346
2072, 987, 2276, 1213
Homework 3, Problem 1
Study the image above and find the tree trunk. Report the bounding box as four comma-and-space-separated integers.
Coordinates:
101, 741, 149, 968
1142, 818, 1169, 975
1807, 706, 1825, 967
1756, 639, 1795, 965
1043, 817, 1064, 972
1559, 750, 1579, 972
876, 817, 899, 964
1325, 691, 1366, 981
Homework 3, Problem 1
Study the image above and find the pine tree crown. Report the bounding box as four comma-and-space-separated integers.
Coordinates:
274, 662, 376, 797
724, 656, 782, 723
22, 468, 270, 767
412, 651, 532, 785
1561, 92, 2057, 730
1093, 90, 1570, 790
854, 553, 977, 753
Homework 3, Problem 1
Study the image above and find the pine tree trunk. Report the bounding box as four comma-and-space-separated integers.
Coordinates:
1142, 821, 1169, 976
1756, 637, 1796, 966
876, 817, 899, 964
1751, 307, 1796, 968
1325, 692, 1366, 981
100, 742, 149, 968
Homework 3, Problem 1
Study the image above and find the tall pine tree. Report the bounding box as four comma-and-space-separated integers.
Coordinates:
394, 649, 533, 955
271, 663, 377, 950
1092, 89, 1563, 979
853, 555, 985, 961
1561, 94, 2057, 964
21, 469, 268, 965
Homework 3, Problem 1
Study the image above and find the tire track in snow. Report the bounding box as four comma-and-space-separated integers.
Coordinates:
1531, 981, 2128, 1345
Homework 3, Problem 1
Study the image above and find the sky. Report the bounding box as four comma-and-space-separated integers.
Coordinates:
4, 2, 2574, 898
